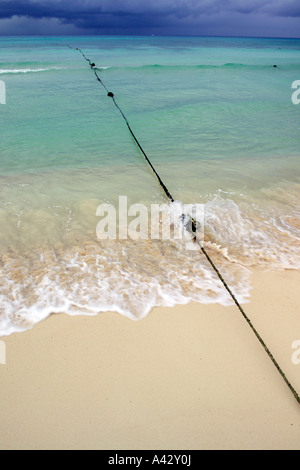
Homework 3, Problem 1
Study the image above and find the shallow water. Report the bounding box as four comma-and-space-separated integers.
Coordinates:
0, 36, 299, 335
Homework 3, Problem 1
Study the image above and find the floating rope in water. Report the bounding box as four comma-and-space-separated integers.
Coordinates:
69, 45, 300, 405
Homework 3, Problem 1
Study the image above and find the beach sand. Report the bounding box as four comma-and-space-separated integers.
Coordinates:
0, 268, 300, 450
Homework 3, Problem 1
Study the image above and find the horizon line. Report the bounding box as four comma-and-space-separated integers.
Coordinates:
0, 33, 299, 40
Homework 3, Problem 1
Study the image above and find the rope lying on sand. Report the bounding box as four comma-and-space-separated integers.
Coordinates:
69, 45, 300, 405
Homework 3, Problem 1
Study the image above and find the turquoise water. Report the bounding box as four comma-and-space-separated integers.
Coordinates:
0, 36, 299, 335
1, 36, 300, 173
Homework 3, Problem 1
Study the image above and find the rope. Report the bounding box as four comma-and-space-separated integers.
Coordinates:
71, 47, 175, 203
69, 46, 300, 405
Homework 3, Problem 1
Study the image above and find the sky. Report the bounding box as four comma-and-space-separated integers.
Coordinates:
0, 0, 299, 38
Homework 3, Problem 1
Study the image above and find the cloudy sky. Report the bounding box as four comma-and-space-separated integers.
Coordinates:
0, 0, 299, 37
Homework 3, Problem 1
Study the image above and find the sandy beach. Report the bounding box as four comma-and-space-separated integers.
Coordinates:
0, 267, 299, 450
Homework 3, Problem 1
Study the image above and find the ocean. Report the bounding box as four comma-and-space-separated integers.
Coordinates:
0, 35, 299, 335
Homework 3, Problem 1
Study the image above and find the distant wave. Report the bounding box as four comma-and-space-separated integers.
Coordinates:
0, 67, 63, 75
99, 62, 300, 72
1, 62, 299, 75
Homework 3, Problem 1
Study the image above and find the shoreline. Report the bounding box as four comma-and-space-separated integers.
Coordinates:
0, 268, 300, 450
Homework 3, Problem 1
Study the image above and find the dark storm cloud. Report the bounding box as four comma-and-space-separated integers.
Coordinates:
0, 0, 183, 32
0, 0, 100, 20
269, 1, 300, 18
0, 0, 299, 36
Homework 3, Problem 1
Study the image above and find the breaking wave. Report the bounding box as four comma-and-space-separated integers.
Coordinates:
0, 67, 63, 75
